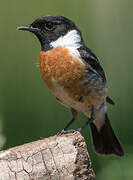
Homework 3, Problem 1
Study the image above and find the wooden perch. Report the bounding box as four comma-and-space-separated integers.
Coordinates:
0, 131, 95, 180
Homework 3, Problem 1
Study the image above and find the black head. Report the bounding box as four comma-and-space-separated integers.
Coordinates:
18, 16, 84, 51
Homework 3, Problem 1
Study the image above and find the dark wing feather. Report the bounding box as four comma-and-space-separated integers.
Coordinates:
79, 46, 106, 81
79, 46, 115, 105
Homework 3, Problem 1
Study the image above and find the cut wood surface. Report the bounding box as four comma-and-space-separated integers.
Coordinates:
0, 131, 95, 180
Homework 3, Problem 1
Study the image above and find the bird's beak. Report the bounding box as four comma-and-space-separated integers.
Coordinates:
17, 25, 40, 33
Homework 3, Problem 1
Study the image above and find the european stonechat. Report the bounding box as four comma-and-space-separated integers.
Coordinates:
18, 16, 124, 156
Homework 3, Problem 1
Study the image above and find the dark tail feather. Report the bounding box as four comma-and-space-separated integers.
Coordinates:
90, 114, 124, 156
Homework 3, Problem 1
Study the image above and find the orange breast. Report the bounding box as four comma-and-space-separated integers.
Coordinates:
39, 46, 86, 101
39, 46, 107, 107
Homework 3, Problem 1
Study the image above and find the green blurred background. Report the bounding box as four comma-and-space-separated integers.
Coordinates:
0, 0, 133, 179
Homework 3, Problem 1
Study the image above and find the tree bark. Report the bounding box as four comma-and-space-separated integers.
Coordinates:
0, 131, 95, 180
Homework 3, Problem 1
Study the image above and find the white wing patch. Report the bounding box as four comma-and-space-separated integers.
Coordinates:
50, 30, 81, 58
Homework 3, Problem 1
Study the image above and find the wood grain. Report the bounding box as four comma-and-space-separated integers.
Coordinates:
0, 131, 95, 180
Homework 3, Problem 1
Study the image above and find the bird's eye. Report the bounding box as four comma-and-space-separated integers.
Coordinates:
45, 22, 54, 31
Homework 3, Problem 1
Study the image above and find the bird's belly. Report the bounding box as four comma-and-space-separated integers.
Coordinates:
39, 47, 107, 114
50, 78, 107, 117
51, 79, 89, 112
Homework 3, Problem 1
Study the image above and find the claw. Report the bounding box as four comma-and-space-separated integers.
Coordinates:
57, 129, 76, 136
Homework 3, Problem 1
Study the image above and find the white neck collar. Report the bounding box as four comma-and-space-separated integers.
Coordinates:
50, 30, 82, 57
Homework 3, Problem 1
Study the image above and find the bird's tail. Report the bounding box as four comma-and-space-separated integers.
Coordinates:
90, 113, 124, 156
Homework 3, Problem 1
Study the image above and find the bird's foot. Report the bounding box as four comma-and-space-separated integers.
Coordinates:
57, 129, 76, 136
77, 117, 94, 132
76, 128, 82, 132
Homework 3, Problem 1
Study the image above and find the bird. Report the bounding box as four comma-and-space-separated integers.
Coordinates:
18, 15, 124, 156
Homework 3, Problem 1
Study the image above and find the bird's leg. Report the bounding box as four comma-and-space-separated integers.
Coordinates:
78, 106, 95, 132
57, 108, 78, 135
64, 108, 78, 131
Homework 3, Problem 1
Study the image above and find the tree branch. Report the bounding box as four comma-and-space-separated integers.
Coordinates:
0, 131, 95, 180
